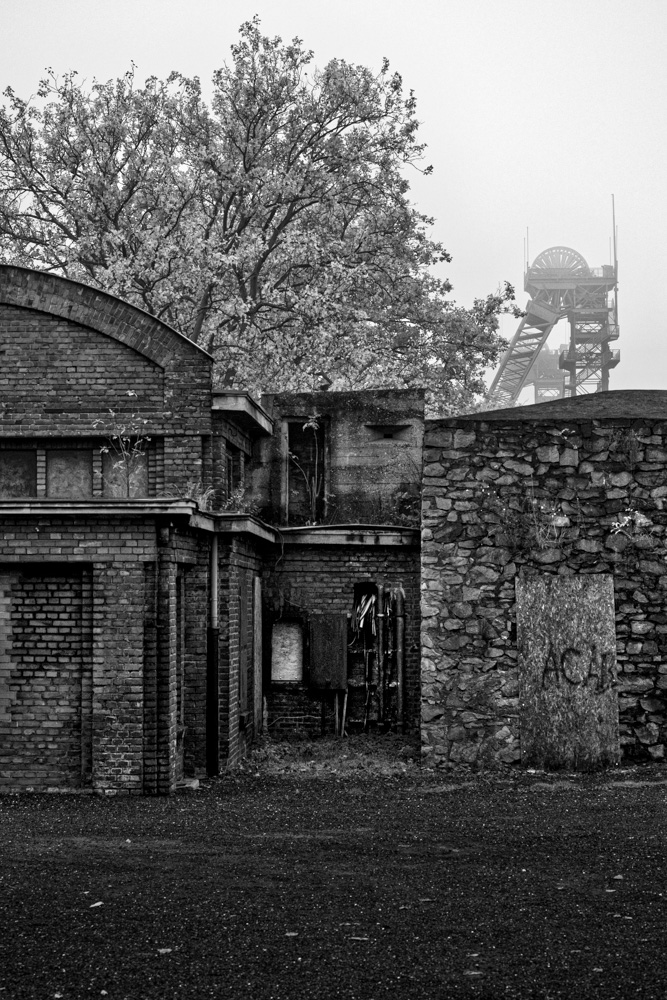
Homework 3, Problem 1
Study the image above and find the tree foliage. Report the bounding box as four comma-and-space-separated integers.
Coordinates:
0, 18, 513, 414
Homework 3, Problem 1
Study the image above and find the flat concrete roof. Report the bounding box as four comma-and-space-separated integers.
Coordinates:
212, 514, 278, 542
212, 391, 273, 436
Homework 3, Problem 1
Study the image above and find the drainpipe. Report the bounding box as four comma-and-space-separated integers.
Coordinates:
394, 584, 405, 732
375, 579, 384, 725
206, 533, 220, 776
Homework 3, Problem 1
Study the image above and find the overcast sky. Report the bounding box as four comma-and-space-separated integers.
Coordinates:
2, 0, 666, 395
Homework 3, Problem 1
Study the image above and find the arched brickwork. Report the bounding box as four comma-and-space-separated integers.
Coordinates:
0, 263, 213, 456
0, 265, 211, 368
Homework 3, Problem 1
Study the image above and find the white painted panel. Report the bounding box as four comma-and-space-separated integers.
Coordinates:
271, 622, 302, 682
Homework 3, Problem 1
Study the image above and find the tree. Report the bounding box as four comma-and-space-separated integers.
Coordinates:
0, 18, 514, 414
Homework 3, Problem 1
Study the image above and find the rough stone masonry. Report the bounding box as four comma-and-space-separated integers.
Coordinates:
421, 391, 667, 769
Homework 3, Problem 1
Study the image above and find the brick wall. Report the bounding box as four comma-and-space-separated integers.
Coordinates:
262, 542, 421, 740
0, 267, 213, 439
0, 267, 214, 497
217, 535, 265, 768
181, 535, 211, 779
210, 413, 253, 507
0, 513, 211, 794
267, 683, 324, 736
0, 567, 90, 790
92, 559, 148, 793
0, 306, 164, 432
0, 268, 254, 794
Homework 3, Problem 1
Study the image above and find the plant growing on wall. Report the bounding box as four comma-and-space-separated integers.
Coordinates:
165, 479, 217, 511
610, 507, 658, 557
93, 390, 150, 498
481, 480, 581, 553
608, 428, 641, 470
218, 484, 260, 516
612, 508, 652, 538
289, 412, 324, 525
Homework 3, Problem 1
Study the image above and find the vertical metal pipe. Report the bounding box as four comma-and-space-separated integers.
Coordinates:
394, 585, 405, 731
210, 534, 219, 629
375, 580, 384, 725
206, 533, 220, 776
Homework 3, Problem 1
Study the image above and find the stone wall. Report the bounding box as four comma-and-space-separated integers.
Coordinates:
421, 393, 667, 768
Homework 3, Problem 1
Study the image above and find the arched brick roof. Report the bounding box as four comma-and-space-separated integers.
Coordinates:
0, 265, 212, 368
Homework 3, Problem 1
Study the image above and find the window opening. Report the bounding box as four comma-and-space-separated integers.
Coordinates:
225, 443, 243, 499
47, 450, 93, 498
102, 447, 149, 498
0, 451, 37, 497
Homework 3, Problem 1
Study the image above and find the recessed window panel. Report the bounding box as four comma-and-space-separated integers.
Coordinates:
47, 450, 93, 498
0, 451, 36, 497
102, 449, 149, 498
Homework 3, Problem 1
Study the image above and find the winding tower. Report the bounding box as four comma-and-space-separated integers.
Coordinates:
486, 246, 620, 407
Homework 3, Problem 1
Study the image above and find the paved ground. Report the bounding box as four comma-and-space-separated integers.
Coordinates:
2, 738, 667, 999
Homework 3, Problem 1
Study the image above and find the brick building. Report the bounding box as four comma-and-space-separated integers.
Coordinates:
0, 267, 423, 793
6, 266, 667, 789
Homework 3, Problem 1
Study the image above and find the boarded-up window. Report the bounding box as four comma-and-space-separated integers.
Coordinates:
517, 573, 619, 769
47, 450, 93, 498
271, 622, 303, 682
310, 614, 347, 690
0, 451, 36, 497
102, 449, 149, 498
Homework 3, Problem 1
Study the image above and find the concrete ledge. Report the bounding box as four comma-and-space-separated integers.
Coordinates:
280, 525, 419, 546
213, 514, 279, 544
212, 391, 273, 436
0, 499, 198, 516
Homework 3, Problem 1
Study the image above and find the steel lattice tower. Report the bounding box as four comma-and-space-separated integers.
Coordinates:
486, 246, 620, 407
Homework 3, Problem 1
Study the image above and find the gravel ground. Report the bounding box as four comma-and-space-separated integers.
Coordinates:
2, 737, 667, 1000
